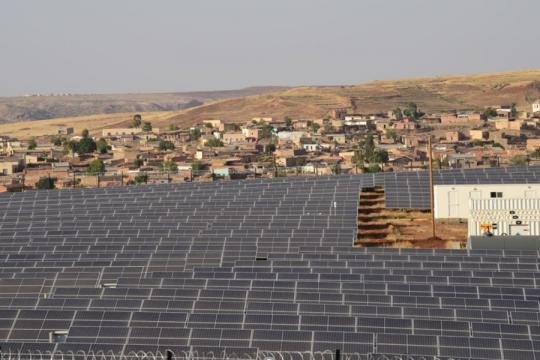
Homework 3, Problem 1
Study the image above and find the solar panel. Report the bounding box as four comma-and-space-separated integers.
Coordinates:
1, 169, 540, 357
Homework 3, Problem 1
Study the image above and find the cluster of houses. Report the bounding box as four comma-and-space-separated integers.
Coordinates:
1, 100, 540, 192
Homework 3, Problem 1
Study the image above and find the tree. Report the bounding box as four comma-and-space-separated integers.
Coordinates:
482, 107, 498, 119
364, 134, 375, 159
205, 138, 224, 147
132, 114, 142, 128
511, 155, 528, 166
133, 158, 144, 168
370, 149, 389, 164
35, 176, 56, 190
142, 121, 153, 132
403, 102, 424, 120
352, 151, 365, 168
81, 129, 90, 138
204, 122, 213, 129
190, 128, 201, 140
134, 173, 148, 184
77, 137, 97, 154
191, 161, 204, 171
162, 159, 178, 173
284, 116, 293, 128
533, 148, 540, 158
510, 103, 518, 119
87, 159, 105, 174
51, 136, 63, 147
393, 108, 403, 121
363, 164, 381, 173
168, 124, 178, 131
310, 122, 320, 133
27, 139, 37, 150
96, 138, 109, 154
259, 124, 275, 139
331, 162, 341, 175
159, 140, 175, 151
264, 143, 276, 154
386, 130, 397, 140
63, 140, 79, 154
224, 123, 240, 131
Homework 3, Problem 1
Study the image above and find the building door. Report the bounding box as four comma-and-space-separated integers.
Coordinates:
509, 224, 529, 236
525, 190, 537, 198
448, 191, 460, 218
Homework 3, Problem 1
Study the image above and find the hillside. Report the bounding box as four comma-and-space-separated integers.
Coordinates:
0, 86, 288, 124
1, 69, 540, 139
165, 69, 540, 127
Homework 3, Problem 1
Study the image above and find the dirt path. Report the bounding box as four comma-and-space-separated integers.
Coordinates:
355, 187, 467, 249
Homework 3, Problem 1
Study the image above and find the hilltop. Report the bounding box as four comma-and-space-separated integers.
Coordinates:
1, 69, 540, 138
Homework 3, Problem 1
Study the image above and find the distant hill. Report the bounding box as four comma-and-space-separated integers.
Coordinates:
0, 86, 289, 124
2, 69, 540, 139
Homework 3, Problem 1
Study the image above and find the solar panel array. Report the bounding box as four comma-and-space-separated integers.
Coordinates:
383, 166, 540, 208
1, 169, 540, 359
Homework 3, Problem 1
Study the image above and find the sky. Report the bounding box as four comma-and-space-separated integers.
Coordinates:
1, 0, 539, 97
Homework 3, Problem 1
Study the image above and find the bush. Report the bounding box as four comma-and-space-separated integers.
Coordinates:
135, 173, 148, 184
96, 138, 109, 154
162, 160, 178, 172
205, 138, 224, 147
159, 140, 175, 151
35, 176, 56, 190
132, 114, 142, 128
87, 159, 105, 174
190, 128, 201, 140
142, 122, 153, 132
191, 161, 204, 171
27, 139, 37, 150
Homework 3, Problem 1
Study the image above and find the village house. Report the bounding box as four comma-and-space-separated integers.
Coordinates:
527, 138, 540, 152
394, 118, 418, 130
57, 126, 74, 135
301, 139, 319, 152
445, 131, 463, 143
401, 135, 420, 148
277, 131, 306, 146
533, 100, 540, 114
223, 132, 245, 145
241, 127, 260, 139
203, 120, 225, 132
102, 128, 142, 137
0, 158, 24, 175
493, 118, 523, 131
293, 120, 310, 130
469, 129, 488, 141
325, 134, 346, 144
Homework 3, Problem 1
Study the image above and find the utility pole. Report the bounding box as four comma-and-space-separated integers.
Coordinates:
428, 136, 436, 239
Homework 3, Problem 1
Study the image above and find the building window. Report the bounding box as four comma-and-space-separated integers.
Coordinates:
490, 192, 503, 198
50, 330, 68, 343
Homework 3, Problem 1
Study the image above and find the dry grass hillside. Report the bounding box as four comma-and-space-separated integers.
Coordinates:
2, 69, 540, 139
0, 112, 180, 139
166, 69, 540, 127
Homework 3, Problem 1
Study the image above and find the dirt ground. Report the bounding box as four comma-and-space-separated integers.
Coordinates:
356, 187, 467, 249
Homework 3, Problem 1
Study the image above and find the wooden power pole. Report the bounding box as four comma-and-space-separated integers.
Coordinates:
428, 136, 436, 239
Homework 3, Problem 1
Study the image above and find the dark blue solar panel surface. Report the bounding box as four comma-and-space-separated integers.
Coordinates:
1, 168, 540, 359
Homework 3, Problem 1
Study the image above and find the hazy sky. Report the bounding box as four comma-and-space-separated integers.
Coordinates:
1, 0, 539, 97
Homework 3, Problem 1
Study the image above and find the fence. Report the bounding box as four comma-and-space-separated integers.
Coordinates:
0, 350, 440, 360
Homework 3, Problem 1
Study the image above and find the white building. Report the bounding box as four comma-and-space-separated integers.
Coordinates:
468, 198, 540, 237
434, 184, 540, 219
533, 100, 540, 113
